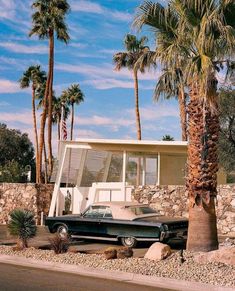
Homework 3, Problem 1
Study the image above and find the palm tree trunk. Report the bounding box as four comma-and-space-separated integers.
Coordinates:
38, 100, 48, 184
57, 116, 61, 154
47, 29, 54, 180
38, 55, 51, 184
186, 82, 219, 252
70, 103, 74, 140
32, 87, 39, 183
44, 142, 48, 184
178, 87, 187, 141
133, 70, 141, 186
133, 70, 141, 140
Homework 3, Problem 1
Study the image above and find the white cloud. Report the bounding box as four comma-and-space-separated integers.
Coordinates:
140, 104, 179, 120
0, 56, 42, 71
71, 0, 131, 22
0, 79, 24, 93
75, 129, 103, 139
83, 78, 134, 89
0, 0, 15, 20
110, 11, 132, 22
0, 42, 48, 54
0, 110, 33, 125
55, 62, 159, 89
71, 0, 104, 14
76, 115, 134, 128
70, 42, 88, 49
0, 101, 10, 106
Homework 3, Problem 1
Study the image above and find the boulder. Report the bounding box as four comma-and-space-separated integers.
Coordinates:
194, 247, 235, 266
144, 242, 171, 261
117, 247, 133, 259
104, 247, 117, 260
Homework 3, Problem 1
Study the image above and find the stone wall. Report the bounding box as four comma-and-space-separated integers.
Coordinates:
0, 183, 53, 224
132, 184, 235, 236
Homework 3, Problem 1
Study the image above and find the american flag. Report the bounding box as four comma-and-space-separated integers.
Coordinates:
61, 118, 67, 140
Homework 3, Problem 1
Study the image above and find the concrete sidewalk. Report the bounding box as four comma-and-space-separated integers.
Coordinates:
0, 254, 233, 291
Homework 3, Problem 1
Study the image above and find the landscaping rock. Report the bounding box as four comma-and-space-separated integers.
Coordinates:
104, 247, 117, 260
194, 247, 235, 266
0, 246, 234, 288
116, 247, 133, 259
144, 242, 171, 261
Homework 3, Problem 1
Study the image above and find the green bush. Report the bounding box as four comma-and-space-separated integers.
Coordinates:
8, 209, 37, 249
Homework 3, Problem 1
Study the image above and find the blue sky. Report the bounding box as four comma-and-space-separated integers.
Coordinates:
0, 0, 181, 151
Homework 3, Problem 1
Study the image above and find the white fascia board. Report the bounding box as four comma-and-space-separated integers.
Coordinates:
74, 138, 188, 147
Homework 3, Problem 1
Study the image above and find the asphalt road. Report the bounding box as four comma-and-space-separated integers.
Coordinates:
0, 263, 175, 291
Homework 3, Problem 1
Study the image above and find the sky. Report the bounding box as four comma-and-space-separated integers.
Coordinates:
0, 0, 181, 153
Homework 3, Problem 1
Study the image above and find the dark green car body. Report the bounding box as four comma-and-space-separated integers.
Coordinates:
45, 202, 188, 246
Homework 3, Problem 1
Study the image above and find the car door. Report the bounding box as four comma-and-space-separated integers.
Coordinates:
77, 205, 113, 237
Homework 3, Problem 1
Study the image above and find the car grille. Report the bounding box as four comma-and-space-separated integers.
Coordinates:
168, 222, 188, 230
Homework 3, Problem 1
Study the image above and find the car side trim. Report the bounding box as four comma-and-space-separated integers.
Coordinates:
71, 235, 118, 241
71, 234, 160, 242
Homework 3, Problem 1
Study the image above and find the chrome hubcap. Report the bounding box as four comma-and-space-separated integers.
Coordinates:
124, 237, 134, 246
58, 226, 67, 238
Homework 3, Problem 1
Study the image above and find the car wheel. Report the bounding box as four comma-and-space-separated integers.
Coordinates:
56, 224, 69, 239
120, 237, 137, 248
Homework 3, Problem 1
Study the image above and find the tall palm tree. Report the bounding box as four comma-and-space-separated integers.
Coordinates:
61, 84, 84, 140
19, 65, 47, 183
113, 34, 154, 140
30, 0, 70, 181
134, 0, 235, 252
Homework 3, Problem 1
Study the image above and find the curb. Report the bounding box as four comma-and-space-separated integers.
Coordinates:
0, 254, 233, 291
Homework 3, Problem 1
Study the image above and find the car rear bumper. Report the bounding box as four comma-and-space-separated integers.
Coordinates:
160, 229, 188, 241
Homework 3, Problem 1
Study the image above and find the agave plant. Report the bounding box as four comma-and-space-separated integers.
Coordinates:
8, 209, 37, 249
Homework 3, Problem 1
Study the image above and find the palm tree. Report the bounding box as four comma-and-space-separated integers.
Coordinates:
19, 65, 47, 183
162, 135, 174, 141
134, 0, 235, 252
113, 34, 155, 140
61, 84, 84, 140
30, 0, 70, 181
8, 209, 37, 249
52, 97, 70, 143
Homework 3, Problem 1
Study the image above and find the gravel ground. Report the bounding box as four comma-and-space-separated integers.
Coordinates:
0, 246, 234, 288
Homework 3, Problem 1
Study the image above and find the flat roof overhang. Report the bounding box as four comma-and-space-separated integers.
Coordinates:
60, 138, 188, 154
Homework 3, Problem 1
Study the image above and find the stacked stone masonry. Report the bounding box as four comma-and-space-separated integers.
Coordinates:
132, 184, 235, 237
0, 183, 53, 225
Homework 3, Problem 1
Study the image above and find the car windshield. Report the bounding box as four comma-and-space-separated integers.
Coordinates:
127, 206, 158, 216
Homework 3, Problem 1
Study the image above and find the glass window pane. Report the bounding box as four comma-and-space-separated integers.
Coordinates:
107, 153, 123, 182
146, 157, 158, 185
80, 150, 108, 186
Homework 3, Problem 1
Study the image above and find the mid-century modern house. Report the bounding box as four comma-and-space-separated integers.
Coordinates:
49, 139, 226, 217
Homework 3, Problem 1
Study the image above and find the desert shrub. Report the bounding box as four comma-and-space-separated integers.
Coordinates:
8, 209, 37, 249
49, 234, 70, 254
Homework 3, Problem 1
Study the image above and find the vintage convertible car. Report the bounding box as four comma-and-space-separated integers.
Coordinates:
45, 202, 188, 247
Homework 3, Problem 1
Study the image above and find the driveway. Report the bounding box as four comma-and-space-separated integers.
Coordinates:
0, 225, 185, 257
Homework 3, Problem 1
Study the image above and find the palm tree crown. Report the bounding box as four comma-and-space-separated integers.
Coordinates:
61, 84, 84, 140
62, 84, 85, 107
19, 65, 46, 90
29, 0, 70, 42
113, 34, 151, 73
